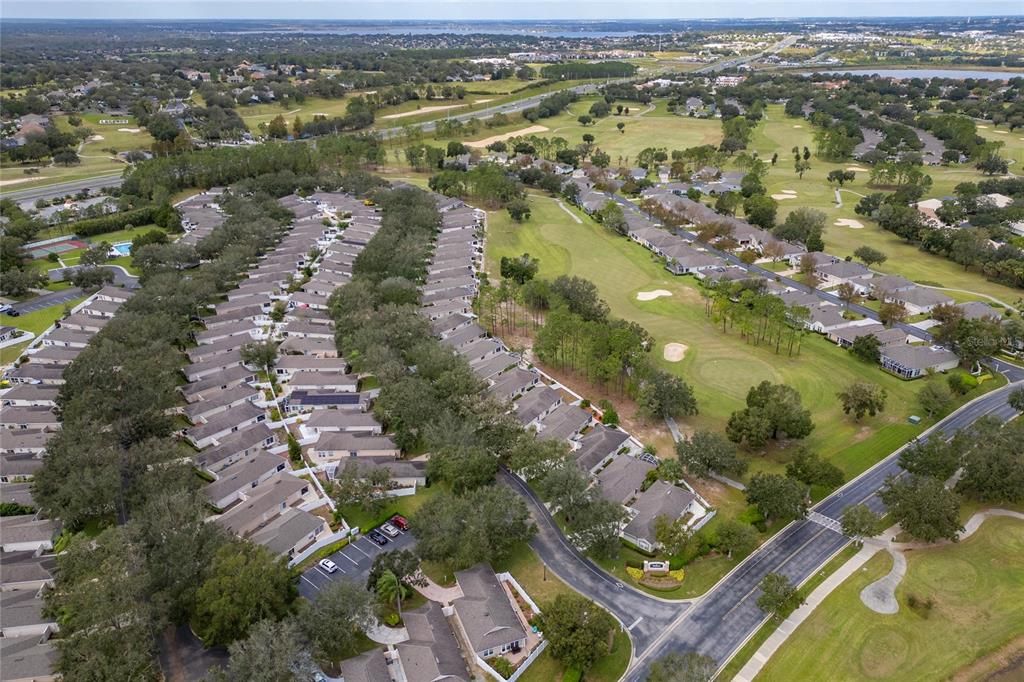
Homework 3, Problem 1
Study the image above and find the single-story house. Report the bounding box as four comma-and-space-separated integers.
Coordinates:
283, 390, 372, 414
287, 371, 358, 393
956, 301, 1001, 321
1, 589, 57, 639
815, 261, 872, 288
536, 403, 592, 442
487, 368, 540, 403
0, 633, 57, 682
182, 385, 260, 424
312, 433, 399, 462
621, 480, 703, 553
1, 385, 60, 408
880, 345, 960, 379
574, 424, 631, 475
185, 402, 266, 449
886, 287, 954, 316
214, 473, 310, 538
1, 406, 60, 432
469, 352, 519, 382
302, 410, 382, 436
514, 386, 562, 428
179, 365, 257, 403
452, 564, 528, 659
248, 507, 327, 558
2, 365, 65, 386
0, 551, 56, 592
0, 516, 60, 553
195, 422, 277, 473
396, 602, 470, 682
205, 451, 288, 510
330, 456, 427, 488
0, 455, 44, 483
829, 324, 907, 348
596, 455, 656, 505
273, 356, 349, 381
0, 430, 51, 456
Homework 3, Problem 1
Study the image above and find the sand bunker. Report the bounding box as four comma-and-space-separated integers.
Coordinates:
977, 125, 989, 129
475, 98, 494, 104
381, 104, 466, 120
117, 128, 141, 133
792, 124, 803, 128
89, 135, 104, 141
663, 343, 688, 362
834, 218, 865, 229
781, 190, 797, 194
772, 193, 798, 200
636, 289, 672, 301
993, 130, 1009, 135
467, 125, 550, 148
846, 166, 868, 172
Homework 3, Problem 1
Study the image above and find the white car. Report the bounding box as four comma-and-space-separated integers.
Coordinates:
319, 559, 339, 574
380, 523, 400, 538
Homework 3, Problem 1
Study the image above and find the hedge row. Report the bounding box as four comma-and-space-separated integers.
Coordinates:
70, 204, 179, 238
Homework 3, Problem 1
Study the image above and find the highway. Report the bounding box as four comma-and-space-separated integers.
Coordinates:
0, 172, 125, 206
696, 35, 799, 74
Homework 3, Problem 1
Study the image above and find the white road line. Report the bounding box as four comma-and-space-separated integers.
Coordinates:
350, 542, 371, 558
627, 616, 644, 631
339, 551, 359, 566
300, 575, 321, 591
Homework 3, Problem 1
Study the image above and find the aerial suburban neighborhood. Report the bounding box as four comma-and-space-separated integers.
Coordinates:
1, 7, 1023, 682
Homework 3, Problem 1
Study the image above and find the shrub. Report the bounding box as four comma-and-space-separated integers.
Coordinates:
626, 566, 645, 581
562, 667, 583, 682
490, 657, 515, 679
668, 568, 685, 582
668, 556, 686, 571
624, 557, 645, 570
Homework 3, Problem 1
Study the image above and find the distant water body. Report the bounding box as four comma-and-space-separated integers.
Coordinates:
800, 68, 1020, 81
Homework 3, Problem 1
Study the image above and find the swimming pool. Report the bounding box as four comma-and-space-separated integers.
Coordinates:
110, 242, 132, 256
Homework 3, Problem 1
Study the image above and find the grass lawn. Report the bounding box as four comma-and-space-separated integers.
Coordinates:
747, 104, 1024, 306
485, 194, 939, 480
337, 483, 443, 534
472, 542, 630, 682
718, 543, 861, 681
1, 295, 88, 364
54, 112, 155, 154
757, 516, 1024, 681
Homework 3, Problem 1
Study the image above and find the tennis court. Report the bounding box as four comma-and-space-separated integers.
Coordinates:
24, 236, 89, 259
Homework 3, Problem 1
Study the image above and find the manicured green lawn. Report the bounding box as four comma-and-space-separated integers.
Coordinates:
486, 194, 935, 479
337, 483, 443, 534
748, 104, 1024, 306
758, 517, 1024, 681
1, 296, 89, 364
718, 543, 861, 681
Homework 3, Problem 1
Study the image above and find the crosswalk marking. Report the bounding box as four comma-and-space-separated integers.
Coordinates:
807, 511, 843, 534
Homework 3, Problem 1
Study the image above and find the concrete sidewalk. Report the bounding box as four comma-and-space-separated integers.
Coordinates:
413, 572, 463, 604
732, 531, 894, 682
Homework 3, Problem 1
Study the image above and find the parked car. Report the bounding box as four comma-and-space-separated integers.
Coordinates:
391, 514, 410, 531
319, 559, 338, 574
0, 304, 13, 314
380, 523, 399, 538
368, 530, 389, 546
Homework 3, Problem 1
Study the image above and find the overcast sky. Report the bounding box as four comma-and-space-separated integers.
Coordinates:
3, 1, 1022, 20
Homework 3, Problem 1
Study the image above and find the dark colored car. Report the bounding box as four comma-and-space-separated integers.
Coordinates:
368, 530, 389, 546
391, 515, 410, 531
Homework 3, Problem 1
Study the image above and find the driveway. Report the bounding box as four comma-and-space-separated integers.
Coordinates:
298, 526, 415, 600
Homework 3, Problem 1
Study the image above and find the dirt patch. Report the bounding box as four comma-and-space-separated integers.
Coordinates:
466, 125, 550, 148
0, 177, 42, 187
474, 98, 494, 104
951, 634, 1024, 682
834, 218, 865, 229
637, 289, 672, 301
663, 343, 688, 362
381, 104, 466, 120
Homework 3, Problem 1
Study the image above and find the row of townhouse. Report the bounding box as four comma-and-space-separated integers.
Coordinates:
0, 285, 135, 681
180, 194, 359, 560
421, 190, 710, 556
602, 177, 968, 381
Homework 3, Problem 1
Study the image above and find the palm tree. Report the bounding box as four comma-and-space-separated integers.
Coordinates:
376, 570, 409, 622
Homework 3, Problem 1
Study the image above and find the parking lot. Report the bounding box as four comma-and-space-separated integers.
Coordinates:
298, 522, 416, 599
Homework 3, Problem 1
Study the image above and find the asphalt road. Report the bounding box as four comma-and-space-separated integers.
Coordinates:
500, 469, 685, 654
8, 287, 86, 315
624, 381, 1022, 679
1, 173, 124, 205
376, 81, 610, 138
695, 35, 799, 74
298, 527, 415, 601
49, 265, 140, 289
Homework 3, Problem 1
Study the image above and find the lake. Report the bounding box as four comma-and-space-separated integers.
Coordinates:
799, 68, 1021, 81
